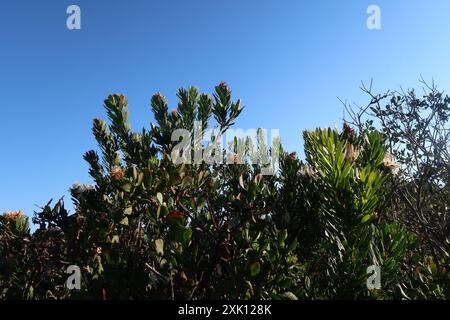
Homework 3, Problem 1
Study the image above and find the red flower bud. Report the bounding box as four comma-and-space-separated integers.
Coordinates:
343, 122, 354, 136
168, 210, 183, 218
289, 152, 297, 160
153, 92, 163, 99
219, 81, 228, 89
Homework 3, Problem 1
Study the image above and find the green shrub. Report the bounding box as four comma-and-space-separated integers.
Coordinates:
0, 83, 447, 299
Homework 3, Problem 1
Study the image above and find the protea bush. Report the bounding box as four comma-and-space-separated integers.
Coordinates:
0, 83, 448, 299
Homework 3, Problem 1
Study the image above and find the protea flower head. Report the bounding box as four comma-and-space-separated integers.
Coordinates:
383, 152, 400, 175
110, 166, 125, 180
3, 210, 24, 220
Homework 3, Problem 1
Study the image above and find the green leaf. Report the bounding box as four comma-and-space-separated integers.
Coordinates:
168, 197, 174, 209
182, 228, 192, 244
278, 229, 288, 245
156, 206, 161, 220
120, 217, 128, 225
280, 278, 292, 289
361, 214, 373, 224
250, 261, 261, 277
122, 183, 132, 193
135, 171, 144, 186
161, 204, 169, 217
239, 175, 245, 189
157, 192, 163, 205
181, 176, 193, 188
280, 291, 298, 300
132, 166, 138, 181
287, 238, 298, 252
155, 239, 164, 255
111, 235, 120, 244
397, 284, 411, 300
304, 276, 311, 290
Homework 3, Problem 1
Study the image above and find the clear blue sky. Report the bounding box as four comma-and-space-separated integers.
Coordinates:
2, 0, 450, 221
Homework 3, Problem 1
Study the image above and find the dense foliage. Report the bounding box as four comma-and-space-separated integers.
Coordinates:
0, 82, 448, 299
